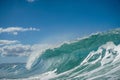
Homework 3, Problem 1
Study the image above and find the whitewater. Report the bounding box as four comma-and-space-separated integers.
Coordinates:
1, 28, 120, 80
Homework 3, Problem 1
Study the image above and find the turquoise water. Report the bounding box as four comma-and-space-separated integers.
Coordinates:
0, 29, 120, 80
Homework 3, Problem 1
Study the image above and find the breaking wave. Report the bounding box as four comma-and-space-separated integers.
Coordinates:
0, 28, 120, 80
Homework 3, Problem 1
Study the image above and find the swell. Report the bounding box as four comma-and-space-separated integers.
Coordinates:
26, 28, 120, 76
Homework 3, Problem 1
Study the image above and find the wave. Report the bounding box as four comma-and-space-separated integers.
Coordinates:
0, 28, 120, 80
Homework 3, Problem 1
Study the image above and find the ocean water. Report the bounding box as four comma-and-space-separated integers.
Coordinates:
1, 29, 120, 80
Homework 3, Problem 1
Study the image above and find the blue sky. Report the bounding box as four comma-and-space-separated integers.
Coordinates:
0, 0, 120, 44
0, 0, 120, 63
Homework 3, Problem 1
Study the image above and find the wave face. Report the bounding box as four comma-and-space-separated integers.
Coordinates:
1, 29, 120, 80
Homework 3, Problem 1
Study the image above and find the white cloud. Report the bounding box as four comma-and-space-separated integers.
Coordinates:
0, 42, 55, 57
0, 27, 40, 35
26, 0, 35, 3
0, 44, 32, 57
0, 39, 58, 57
0, 40, 19, 46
